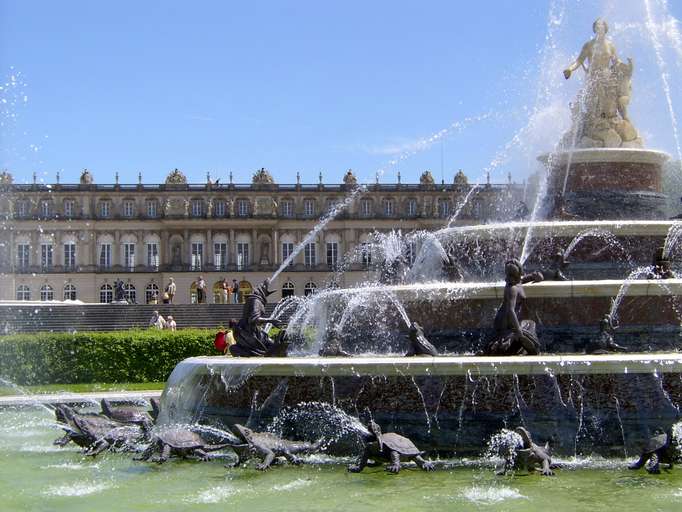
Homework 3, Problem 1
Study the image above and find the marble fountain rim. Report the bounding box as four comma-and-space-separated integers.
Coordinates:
321, 278, 682, 300
169, 353, 682, 378
537, 147, 671, 165
439, 219, 682, 239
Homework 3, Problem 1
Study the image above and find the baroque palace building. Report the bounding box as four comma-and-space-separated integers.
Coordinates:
0, 167, 527, 304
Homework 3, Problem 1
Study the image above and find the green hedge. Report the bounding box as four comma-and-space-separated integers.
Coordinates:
0, 329, 218, 385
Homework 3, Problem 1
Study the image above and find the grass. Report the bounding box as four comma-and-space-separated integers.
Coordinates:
0, 381, 165, 397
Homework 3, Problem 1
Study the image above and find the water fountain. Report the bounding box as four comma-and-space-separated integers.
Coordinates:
159, 16, 682, 462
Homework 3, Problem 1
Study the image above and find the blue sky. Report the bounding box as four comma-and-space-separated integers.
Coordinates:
2, 0, 682, 185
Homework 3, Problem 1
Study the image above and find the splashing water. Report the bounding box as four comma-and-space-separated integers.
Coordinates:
663, 222, 682, 260
644, 0, 682, 162
609, 266, 655, 323
563, 228, 632, 264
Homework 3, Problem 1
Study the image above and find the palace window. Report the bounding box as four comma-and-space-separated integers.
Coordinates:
304, 281, 317, 296
99, 200, 110, 218
16, 244, 30, 269
145, 283, 159, 304
407, 198, 417, 217
360, 199, 373, 217
40, 284, 54, 301
383, 199, 394, 217
39, 200, 51, 218
41, 243, 53, 270
99, 284, 113, 303
123, 200, 135, 218
99, 243, 112, 268
214, 200, 226, 217
124, 283, 136, 303
146, 199, 158, 218
64, 243, 76, 269
237, 199, 250, 217
192, 199, 204, 217
304, 242, 316, 267
303, 199, 315, 217
280, 199, 293, 218
326, 242, 338, 269
282, 242, 294, 265
282, 280, 295, 298
191, 242, 204, 270
438, 198, 450, 218
64, 199, 75, 218
16, 200, 28, 218
63, 283, 77, 301
214, 242, 227, 270
146, 243, 159, 269
16, 285, 30, 301
123, 243, 136, 269
236, 242, 249, 270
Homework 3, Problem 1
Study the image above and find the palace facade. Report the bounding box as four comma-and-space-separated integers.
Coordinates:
0, 168, 527, 304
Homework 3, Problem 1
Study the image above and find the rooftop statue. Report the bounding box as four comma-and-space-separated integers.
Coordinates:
165, 168, 187, 185
79, 169, 94, 185
229, 279, 289, 357
343, 169, 358, 187
453, 169, 468, 186
0, 170, 13, 185
563, 18, 642, 148
252, 167, 275, 185
419, 170, 435, 187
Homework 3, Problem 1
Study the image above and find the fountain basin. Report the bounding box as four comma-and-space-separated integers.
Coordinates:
161, 354, 682, 457
540, 148, 670, 219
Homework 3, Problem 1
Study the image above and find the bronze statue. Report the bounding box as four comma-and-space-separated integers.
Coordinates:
405, 322, 438, 356
584, 314, 626, 354
483, 259, 542, 356
543, 250, 570, 281
628, 428, 677, 474
229, 279, 288, 357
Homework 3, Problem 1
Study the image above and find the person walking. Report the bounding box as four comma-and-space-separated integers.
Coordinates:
232, 278, 239, 304
166, 277, 176, 304
221, 278, 229, 304
196, 275, 207, 304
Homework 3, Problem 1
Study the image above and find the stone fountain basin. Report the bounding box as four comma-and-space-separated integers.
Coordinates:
161, 353, 682, 456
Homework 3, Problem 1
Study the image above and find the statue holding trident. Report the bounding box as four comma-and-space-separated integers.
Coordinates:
562, 18, 642, 148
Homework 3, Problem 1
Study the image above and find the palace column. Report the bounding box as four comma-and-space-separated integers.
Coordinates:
273, 229, 279, 265
206, 229, 213, 270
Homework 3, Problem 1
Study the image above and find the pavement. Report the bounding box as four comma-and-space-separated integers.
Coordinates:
0, 390, 162, 407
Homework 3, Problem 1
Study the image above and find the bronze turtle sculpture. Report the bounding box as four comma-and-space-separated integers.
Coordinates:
135, 426, 233, 464
101, 399, 154, 429
71, 414, 146, 457
53, 404, 122, 449
228, 424, 323, 470
348, 420, 434, 474
628, 430, 676, 474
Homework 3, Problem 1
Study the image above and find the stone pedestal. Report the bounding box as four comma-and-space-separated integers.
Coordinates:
540, 148, 669, 219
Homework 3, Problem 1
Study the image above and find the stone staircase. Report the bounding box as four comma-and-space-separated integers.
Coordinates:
0, 303, 280, 334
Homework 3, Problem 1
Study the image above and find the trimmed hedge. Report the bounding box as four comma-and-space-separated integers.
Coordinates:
0, 329, 218, 385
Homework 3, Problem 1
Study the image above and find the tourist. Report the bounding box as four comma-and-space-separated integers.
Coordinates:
166, 315, 177, 331
196, 275, 206, 304
226, 319, 237, 352
221, 278, 229, 304
232, 278, 239, 303
149, 310, 166, 329
166, 277, 176, 304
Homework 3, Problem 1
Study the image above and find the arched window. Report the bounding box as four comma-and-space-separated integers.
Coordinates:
16, 285, 30, 301
437, 198, 450, 218
40, 284, 54, 301
145, 283, 159, 304
282, 280, 295, 298
123, 283, 136, 303
213, 280, 225, 304
238, 280, 253, 304
63, 283, 77, 301
304, 281, 317, 296
189, 282, 198, 304
100, 284, 113, 303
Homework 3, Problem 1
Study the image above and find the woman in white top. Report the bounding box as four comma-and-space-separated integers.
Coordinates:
149, 310, 166, 329
166, 315, 177, 331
